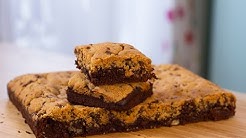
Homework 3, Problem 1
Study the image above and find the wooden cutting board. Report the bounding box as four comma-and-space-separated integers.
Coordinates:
0, 92, 245, 138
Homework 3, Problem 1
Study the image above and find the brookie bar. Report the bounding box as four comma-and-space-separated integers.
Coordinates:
67, 72, 153, 111
7, 64, 236, 138
74, 42, 155, 85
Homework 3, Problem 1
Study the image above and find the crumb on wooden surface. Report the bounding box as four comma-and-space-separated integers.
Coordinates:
25, 131, 32, 134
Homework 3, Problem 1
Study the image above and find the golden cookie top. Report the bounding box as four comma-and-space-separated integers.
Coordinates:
74, 42, 153, 77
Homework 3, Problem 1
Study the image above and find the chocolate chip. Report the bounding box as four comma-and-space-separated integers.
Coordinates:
138, 61, 144, 66
89, 113, 101, 124
18, 130, 21, 133
86, 46, 91, 49
42, 101, 46, 106
126, 110, 133, 115
173, 67, 179, 71
0, 121, 3, 123
72, 119, 85, 128
174, 84, 178, 88
56, 104, 63, 108
35, 75, 42, 79
125, 58, 134, 67
155, 112, 161, 120
175, 74, 181, 76
138, 107, 144, 114
105, 50, 112, 55
120, 44, 125, 50
22, 80, 34, 87
99, 95, 104, 100
151, 100, 159, 104
171, 96, 178, 99
125, 58, 131, 62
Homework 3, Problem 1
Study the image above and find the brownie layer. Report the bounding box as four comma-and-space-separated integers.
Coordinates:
8, 87, 235, 138
74, 42, 155, 85
76, 60, 155, 85
67, 86, 153, 111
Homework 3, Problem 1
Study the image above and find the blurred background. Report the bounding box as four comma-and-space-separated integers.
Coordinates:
0, 0, 246, 96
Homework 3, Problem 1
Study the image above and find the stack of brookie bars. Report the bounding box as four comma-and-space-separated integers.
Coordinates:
7, 42, 236, 138
67, 43, 155, 111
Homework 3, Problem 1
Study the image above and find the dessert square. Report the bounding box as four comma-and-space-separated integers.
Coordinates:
74, 42, 155, 85
67, 72, 153, 111
7, 65, 236, 138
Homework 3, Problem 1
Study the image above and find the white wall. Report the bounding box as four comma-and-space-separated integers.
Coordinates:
1, 0, 175, 64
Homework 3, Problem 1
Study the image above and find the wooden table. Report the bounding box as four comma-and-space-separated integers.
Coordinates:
0, 92, 245, 138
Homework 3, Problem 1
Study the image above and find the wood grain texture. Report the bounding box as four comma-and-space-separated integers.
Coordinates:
0, 92, 245, 138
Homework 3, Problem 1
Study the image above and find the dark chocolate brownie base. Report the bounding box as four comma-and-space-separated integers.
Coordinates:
67, 85, 153, 111
8, 87, 235, 138
76, 60, 155, 85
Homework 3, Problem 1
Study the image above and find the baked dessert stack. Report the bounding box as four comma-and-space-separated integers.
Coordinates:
67, 42, 155, 111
